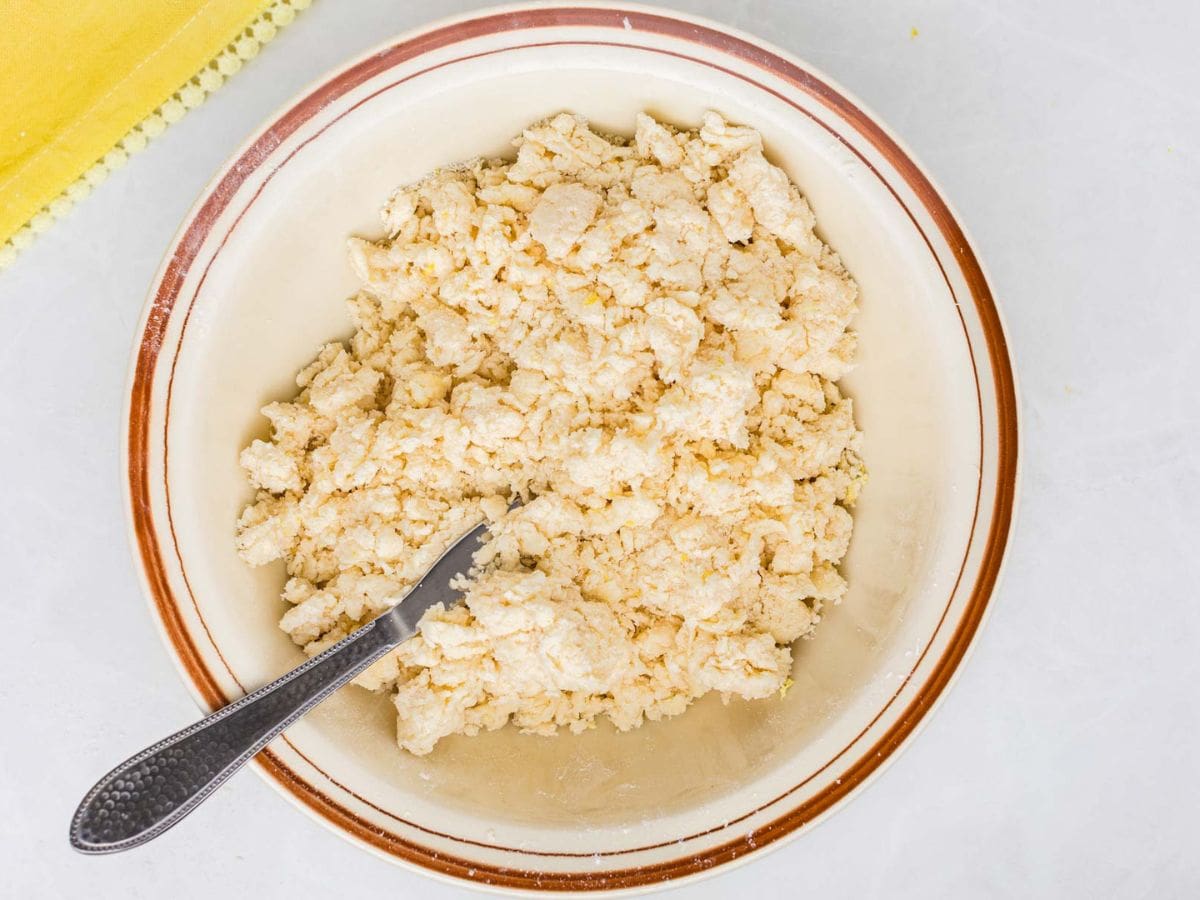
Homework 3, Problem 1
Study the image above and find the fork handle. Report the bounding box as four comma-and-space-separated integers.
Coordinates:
70, 619, 399, 853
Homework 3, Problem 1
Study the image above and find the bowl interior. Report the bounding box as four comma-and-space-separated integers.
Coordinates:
159, 44, 981, 847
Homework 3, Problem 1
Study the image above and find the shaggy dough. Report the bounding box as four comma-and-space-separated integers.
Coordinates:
237, 113, 865, 755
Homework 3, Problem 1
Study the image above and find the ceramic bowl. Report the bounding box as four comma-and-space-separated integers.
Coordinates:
125, 2, 1018, 893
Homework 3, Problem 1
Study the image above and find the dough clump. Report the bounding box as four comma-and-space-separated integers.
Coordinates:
237, 113, 865, 755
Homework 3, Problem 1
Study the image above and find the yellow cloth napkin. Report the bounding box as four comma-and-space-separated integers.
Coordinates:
0, 0, 308, 261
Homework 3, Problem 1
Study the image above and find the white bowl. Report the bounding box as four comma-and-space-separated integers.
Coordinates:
125, 3, 1018, 893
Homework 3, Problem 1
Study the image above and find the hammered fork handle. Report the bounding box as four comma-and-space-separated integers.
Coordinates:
70, 618, 399, 853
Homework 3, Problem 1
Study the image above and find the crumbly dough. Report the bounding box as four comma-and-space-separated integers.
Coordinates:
237, 113, 865, 755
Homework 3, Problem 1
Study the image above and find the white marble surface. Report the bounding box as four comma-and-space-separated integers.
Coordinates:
2, 1, 1198, 896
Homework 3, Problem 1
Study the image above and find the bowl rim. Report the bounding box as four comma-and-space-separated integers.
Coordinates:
122, 2, 1020, 892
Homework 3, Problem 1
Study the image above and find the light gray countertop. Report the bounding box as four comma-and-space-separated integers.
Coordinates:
3, 1, 1198, 896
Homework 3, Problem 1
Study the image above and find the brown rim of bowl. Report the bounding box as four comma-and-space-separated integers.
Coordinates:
126, 5, 1018, 892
